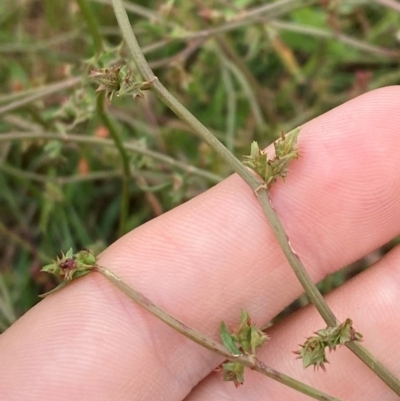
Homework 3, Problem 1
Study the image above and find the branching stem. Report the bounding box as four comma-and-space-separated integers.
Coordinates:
95, 264, 343, 401
0, 132, 222, 183
109, 0, 400, 396
96, 93, 130, 236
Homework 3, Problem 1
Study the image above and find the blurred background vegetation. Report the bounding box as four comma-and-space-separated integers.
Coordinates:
0, 0, 400, 332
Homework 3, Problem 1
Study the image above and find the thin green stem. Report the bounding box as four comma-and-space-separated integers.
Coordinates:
75, 0, 104, 54
96, 93, 129, 236
111, 0, 335, 320
269, 20, 400, 58
0, 163, 122, 185
0, 274, 17, 328
255, 189, 337, 324
222, 56, 266, 130
101, 0, 319, 43
111, 0, 258, 187
0, 132, 222, 183
0, 77, 81, 115
219, 60, 236, 152
215, 35, 276, 124
95, 264, 343, 401
110, 0, 400, 396
0, 30, 82, 54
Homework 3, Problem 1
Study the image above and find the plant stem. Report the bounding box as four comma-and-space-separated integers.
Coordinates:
219, 60, 236, 152
268, 20, 400, 58
216, 35, 276, 125
0, 132, 222, 183
76, 0, 131, 234
110, 0, 337, 328
0, 77, 81, 115
95, 264, 343, 401
256, 190, 337, 324
96, 93, 130, 236
76, 0, 130, 235
0, 30, 81, 54
110, 0, 400, 395
221, 56, 266, 130
111, 0, 259, 188
75, 0, 104, 54
0, 163, 122, 184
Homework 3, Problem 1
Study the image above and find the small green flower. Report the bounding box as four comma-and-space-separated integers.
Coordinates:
219, 311, 269, 386
294, 336, 329, 371
89, 66, 122, 101
295, 319, 362, 371
40, 249, 97, 297
243, 127, 300, 186
90, 64, 156, 101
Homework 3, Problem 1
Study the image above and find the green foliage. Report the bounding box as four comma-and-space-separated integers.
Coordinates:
220, 311, 269, 387
1, 0, 400, 332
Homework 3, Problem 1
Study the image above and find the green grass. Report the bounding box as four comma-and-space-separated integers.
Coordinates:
1, 0, 400, 332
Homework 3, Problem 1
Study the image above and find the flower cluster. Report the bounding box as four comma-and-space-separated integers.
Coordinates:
219, 311, 269, 387
243, 126, 300, 186
89, 64, 156, 101
40, 248, 97, 297
295, 319, 363, 371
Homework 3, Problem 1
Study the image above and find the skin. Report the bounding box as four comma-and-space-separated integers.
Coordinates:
1, 86, 400, 401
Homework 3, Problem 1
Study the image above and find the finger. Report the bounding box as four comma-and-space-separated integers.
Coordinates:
1, 86, 400, 401
186, 244, 400, 401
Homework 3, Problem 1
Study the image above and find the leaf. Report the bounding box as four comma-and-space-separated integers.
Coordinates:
65, 248, 74, 259
220, 321, 242, 356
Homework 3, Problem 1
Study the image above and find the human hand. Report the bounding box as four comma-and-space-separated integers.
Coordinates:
1, 87, 400, 401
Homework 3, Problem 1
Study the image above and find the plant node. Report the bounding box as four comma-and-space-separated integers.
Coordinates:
243, 126, 301, 187
294, 318, 363, 371
219, 311, 269, 387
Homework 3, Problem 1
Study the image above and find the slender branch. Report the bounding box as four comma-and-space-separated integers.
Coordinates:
0, 274, 17, 327
221, 56, 266, 130
219, 60, 236, 152
95, 264, 343, 401
96, 93, 130, 236
111, 0, 259, 188
90, 0, 399, 61
256, 190, 337, 324
0, 163, 122, 185
268, 20, 400, 59
215, 35, 276, 124
110, 0, 400, 396
75, 0, 104, 53
91, 0, 165, 23
93, 0, 319, 28
111, 0, 336, 322
0, 132, 222, 183
0, 30, 82, 54
0, 77, 81, 115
